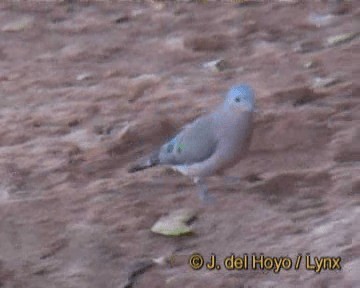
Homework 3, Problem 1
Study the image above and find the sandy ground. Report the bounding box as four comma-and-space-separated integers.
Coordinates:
0, 1, 359, 287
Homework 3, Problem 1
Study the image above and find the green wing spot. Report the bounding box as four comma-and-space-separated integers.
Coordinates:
177, 143, 185, 153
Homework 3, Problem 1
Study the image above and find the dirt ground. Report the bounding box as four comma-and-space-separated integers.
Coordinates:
0, 1, 359, 287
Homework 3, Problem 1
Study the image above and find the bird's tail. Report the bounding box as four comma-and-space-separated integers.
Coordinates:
128, 151, 160, 173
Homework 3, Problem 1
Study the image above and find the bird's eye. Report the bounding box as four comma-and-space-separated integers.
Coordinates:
235, 97, 241, 103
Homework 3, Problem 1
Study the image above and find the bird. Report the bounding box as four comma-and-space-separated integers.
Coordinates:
128, 84, 255, 202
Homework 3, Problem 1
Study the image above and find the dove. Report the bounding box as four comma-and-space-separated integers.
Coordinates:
128, 84, 255, 202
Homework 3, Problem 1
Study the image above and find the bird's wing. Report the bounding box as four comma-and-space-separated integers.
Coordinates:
158, 114, 219, 166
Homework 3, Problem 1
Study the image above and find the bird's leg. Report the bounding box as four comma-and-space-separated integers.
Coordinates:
194, 177, 215, 204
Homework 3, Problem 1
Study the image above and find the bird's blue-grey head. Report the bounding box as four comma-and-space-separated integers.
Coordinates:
224, 84, 255, 112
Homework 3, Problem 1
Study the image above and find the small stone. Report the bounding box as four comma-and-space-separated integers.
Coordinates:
303, 60, 320, 69
203, 59, 228, 72
114, 14, 130, 24
60, 43, 87, 60
304, 61, 314, 69
312, 76, 340, 88
326, 32, 359, 47
128, 74, 161, 102
76, 73, 93, 81
152, 256, 167, 266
